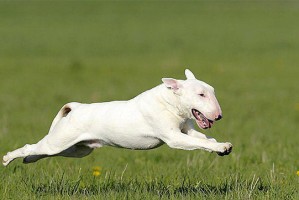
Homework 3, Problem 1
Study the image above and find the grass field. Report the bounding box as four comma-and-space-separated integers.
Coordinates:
1, 1, 299, 199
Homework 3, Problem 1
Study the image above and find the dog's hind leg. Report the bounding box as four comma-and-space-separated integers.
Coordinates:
3, 128, 99, 166
2, 141, 61, 166
22, 139, 101, 164
3, 103, 100, 166
23, 141, 97, 164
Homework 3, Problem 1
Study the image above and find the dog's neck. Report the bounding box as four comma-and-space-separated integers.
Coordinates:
156, 84, 190, 120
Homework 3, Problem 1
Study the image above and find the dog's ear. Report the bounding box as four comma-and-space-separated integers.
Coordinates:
162, 78, 181, 91
185, 69, 196, 80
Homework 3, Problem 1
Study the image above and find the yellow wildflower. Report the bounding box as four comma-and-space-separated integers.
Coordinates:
93, 170, 101, 177
92, 166, 102, 177
296, 171, 299, 176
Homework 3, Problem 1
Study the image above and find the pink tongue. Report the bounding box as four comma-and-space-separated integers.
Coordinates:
196, 115, 212, 129
196, 119, 206, 129
193, 110, 213, 129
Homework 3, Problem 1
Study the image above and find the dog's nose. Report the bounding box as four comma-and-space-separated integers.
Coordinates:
215, 114, 222, 121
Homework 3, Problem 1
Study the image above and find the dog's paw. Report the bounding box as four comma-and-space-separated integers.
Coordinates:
2, 154, 12, 166
3, 155, 9, 166
216, 142, 233, 156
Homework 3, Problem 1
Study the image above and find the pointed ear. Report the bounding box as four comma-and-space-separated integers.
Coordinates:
185, 69, 196, 80
162, 78, 181, 91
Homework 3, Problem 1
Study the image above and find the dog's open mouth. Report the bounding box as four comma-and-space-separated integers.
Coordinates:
192, 109, 214, 129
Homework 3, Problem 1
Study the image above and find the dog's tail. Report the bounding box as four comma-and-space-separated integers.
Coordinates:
48, 102, 80, 133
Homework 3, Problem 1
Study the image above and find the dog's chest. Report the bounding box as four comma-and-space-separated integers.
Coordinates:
107, 136, 164, 150
135, 137, 164, 150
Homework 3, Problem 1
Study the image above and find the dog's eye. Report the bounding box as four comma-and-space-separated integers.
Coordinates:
199, 93, 205, 97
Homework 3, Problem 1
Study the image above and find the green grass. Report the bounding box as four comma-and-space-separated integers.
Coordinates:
1, 1, 299, 199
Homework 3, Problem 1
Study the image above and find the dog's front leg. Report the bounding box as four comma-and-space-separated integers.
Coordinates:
182, 120, 217, 142
162, 131, 232, 155
187, 129, 217, 143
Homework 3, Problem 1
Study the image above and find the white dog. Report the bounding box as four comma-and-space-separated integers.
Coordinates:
3, 69, 232, 166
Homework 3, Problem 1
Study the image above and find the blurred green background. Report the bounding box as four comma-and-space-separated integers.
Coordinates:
0, 1, 298, 199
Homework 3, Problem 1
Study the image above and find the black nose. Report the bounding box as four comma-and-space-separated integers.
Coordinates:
215, 115, 222, 121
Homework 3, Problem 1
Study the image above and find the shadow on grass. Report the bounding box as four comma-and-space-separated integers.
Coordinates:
28, 174, 271, 198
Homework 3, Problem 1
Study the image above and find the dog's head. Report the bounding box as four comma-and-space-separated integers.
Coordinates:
162, 69, 222, 129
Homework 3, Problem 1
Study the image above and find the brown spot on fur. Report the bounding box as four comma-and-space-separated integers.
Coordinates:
62, 106, 71, 117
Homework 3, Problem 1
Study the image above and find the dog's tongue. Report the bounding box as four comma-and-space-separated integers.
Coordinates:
196, 113, 212, 129
192, 109, 213, 129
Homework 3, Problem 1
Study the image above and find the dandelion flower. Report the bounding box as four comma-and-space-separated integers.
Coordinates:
92, 166, 102, 177
93, 170, 101, 177
297, 171, 299, 176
